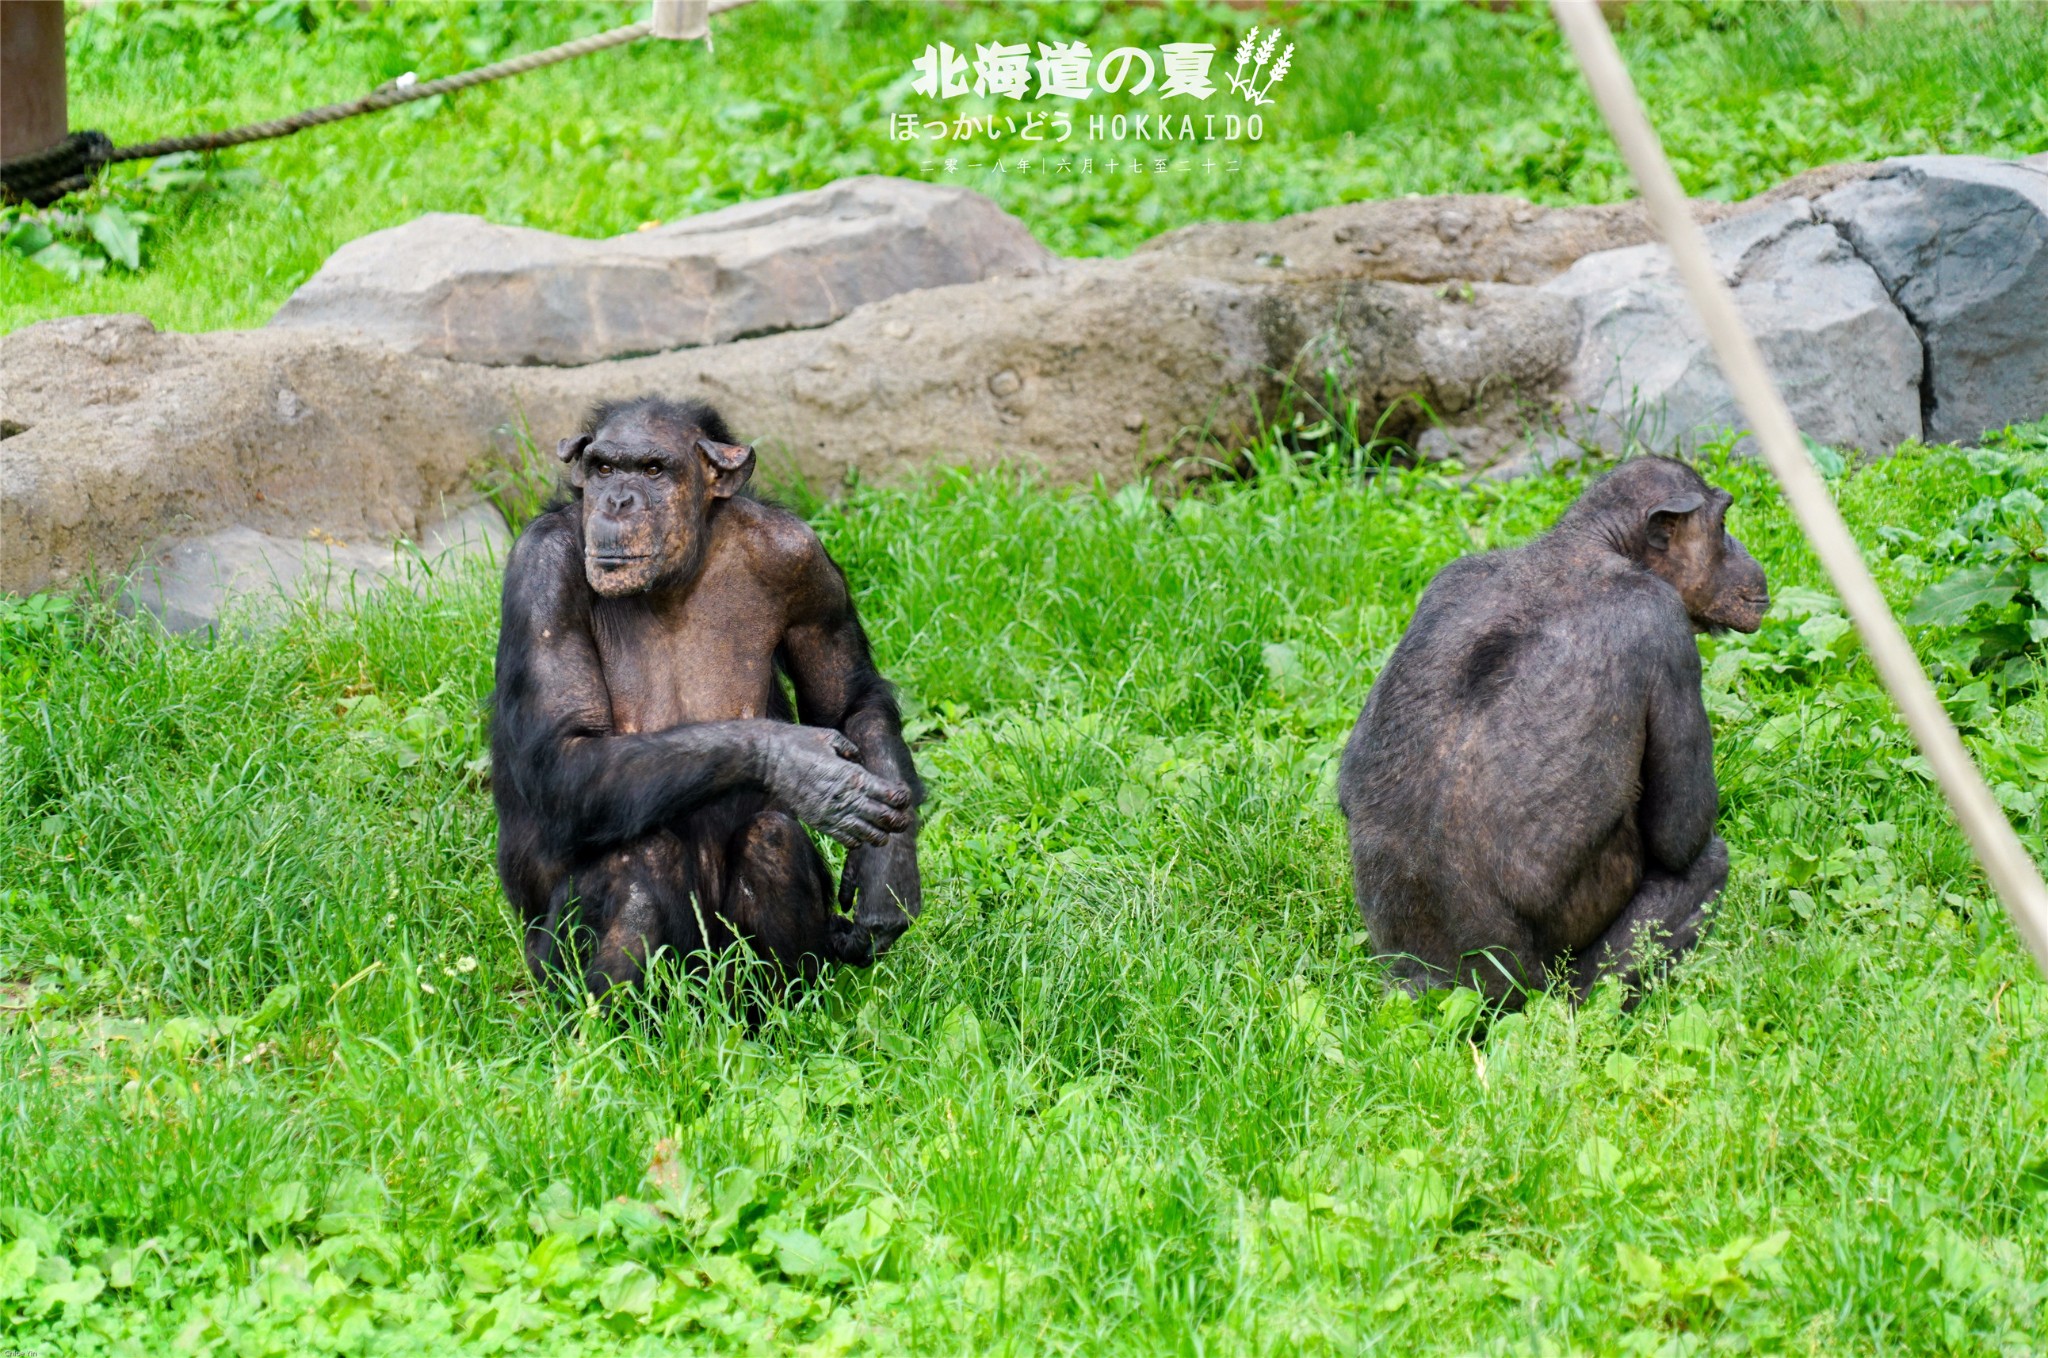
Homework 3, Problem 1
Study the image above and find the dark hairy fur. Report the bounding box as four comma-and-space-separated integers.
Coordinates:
1337, 457, 1769, 1005
492, 396, 924, 1001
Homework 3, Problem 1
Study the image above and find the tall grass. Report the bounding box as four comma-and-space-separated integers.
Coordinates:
3, 430, 2044, 1353
5, 0, 2046, 332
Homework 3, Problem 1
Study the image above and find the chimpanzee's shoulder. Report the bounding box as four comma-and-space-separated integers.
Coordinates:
727, 496, 835, 584
508, 502, 582, 562
501, 505, 586, 612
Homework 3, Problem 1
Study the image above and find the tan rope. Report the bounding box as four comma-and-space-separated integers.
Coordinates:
107, 22, 656, 162
1548, 0, 2048, 975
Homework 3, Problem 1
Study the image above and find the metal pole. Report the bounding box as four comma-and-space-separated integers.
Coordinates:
1549, 0, 2048, 975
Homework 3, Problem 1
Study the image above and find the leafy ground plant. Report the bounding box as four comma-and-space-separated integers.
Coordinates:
2, 425, 2045, 1354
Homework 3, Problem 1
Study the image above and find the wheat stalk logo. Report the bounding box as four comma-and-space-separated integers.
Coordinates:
1226, 25, 1293, 106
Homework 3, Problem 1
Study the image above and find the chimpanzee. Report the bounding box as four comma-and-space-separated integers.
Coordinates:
1337, 456, 1770, 1005
491, 395, 923, 999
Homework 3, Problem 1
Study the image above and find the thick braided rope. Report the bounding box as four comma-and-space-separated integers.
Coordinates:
107, 21, 652, 163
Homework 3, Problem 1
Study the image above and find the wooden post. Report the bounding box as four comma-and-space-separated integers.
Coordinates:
1, 0, 68, 162
651, 1, 709, 41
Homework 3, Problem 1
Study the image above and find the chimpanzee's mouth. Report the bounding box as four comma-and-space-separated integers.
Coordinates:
589, 554, 652, 566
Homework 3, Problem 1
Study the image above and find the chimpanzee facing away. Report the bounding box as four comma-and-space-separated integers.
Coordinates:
491, 396, 923, 999
1338, 456, 1770, 1005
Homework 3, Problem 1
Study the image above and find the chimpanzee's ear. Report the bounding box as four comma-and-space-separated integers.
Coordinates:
1645, 492, 1705, 552
699, 438, 756, 499
557, 434, 592, 488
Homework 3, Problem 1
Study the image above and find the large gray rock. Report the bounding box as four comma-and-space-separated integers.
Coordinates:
267, 177, 1054, 366
1137, 160, 1888, 288
1544, 199, 1924, 456
10, 158, 2042, 619
507, 255, 1576, 489
120, 502, 509, 633
1818, 155, 2048, 442
0, 313, 523, 601
0, 262, 1572, 604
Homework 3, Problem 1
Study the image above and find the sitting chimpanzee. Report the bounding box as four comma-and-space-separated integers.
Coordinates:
1338, 456, 1769, 1005
491, 396, 923, 998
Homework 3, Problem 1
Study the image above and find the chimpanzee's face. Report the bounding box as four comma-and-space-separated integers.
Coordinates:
559, 413, 754, 599
1647, 487, 1771, 635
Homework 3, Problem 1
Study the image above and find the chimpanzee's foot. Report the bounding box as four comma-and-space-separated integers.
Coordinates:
1570, 836, 1728, 1004
721, 810, 846, 980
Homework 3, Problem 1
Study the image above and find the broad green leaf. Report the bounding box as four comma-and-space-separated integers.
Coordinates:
27, 241, 104, 281
457, 1248, 508, 1293
1664, 1003, 1718, 1053
249, 1179, 310, 1235
1797, 613, 1854, 658
37, 1264, 105, 1310
763, 1227, 847, 1281
249, 982, 301, 1030
1771, 586, 1839, 620
938, 1002, 985, 1065
1433, 985, 1483, 1036
1114, 781, 1152, 818
0, 1238, 38, 1300
598, 1260, 659, 1317
311, 1230, 399, 1286
314, 1169, 388, 1234
86, 205, 141, 269
1906, 565, 2020, 626
805, 1055, 865, 1110
1615, 1241, 1665, 1293
525, 1231, 586, 1291
1802, 435, 1845, 478
1576, 1135, 1624, 1187
0, 1207, 56, 1253
821, 1198, 897, 1262
1603, 1051, 1640, 1091
1261, 641, 1301, 686
1744, 1229, 1793, 1266
4, 219, 53, 256
1492, 1248, 1555, 1304
99, 1245, 136, 1289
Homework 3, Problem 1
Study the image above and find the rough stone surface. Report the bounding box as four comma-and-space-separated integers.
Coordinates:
0, 260, 1574, 598
504, 255, 1578, 489
1138, 161, 1889, 287
1544, 199, 1924, 455
1818, 155, 2048, 442
268, 177, 1054, 367
0, 313, 517, 597
120, 502, 509, 633
8, 156, 2042, 611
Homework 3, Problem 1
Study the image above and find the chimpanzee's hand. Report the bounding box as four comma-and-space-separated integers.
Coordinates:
756, 726, 913, 847
839, 831, 922, 957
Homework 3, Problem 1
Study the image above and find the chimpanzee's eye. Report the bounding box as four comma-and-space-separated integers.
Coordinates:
595, 462, 613, 477
645, 462, 663, 477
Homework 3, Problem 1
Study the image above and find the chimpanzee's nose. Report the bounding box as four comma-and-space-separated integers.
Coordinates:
597, 486, 642, 516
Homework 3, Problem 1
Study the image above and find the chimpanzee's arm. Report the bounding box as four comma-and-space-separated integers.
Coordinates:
776, 529, 926, 947
777, 537, 924, 807
1636, 626, 1719, 875
493, 514, 908, 860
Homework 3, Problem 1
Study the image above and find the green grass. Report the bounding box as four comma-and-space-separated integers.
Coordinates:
5, 0, 2047, 332
7, 3, 2048, 1353
3, 427, 2046, 1354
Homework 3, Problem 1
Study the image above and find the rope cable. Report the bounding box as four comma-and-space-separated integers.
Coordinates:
1, 4, 759, 204
1550, 0, 2048, 976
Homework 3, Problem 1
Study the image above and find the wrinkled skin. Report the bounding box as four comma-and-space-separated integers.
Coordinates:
492, 397, 924, 1000
1337, 456, 1769, 1007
